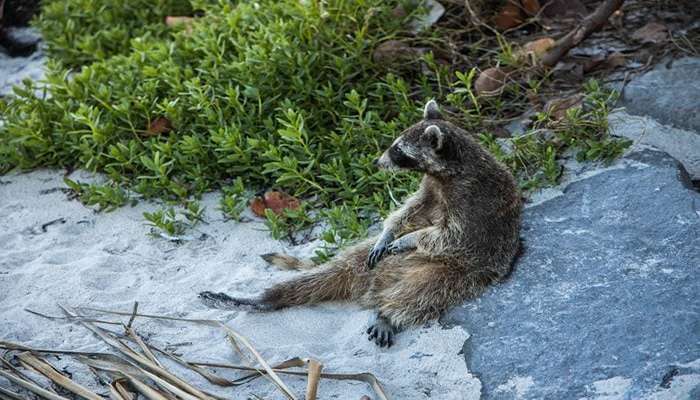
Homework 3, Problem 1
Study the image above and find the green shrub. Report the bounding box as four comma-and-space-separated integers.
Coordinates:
1, 0, 630, 247
36, 0, 193, 67
63, 177, 129, 211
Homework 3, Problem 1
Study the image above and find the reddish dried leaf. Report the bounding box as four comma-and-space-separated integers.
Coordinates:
250, 191, 301, 217
581, 52, 625, 73
250, 197, 267, 217
492, 1, 523, 30
521, 0, 541, 16
604, 52, 626, 68
144, 117, 173, 137
474, 67, 507, 96
631, 22, 668, 44
581, 53, 607, 72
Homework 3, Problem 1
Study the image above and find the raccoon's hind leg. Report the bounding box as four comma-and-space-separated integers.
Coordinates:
366, 259, 493, 332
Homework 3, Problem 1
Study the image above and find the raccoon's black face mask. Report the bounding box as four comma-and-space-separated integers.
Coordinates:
388, 143, 420, 169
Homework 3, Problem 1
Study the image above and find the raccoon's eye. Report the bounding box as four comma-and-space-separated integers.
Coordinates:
389, 144, 419, 168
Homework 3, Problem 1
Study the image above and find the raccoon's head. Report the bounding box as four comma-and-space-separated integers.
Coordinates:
375, 100, 460, 175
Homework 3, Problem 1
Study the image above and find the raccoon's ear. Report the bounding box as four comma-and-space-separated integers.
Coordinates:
423, 100, 442, 120
424, 125, 444, 150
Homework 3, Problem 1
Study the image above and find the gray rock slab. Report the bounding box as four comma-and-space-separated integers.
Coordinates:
445, 150, 700, 399
610, 111, 700, 180
617, 57, 700, 132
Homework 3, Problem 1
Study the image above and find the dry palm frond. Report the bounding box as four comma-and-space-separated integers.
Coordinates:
16, 352, 102, 400
0, 385, 25, 400
7, 304, 392, 400
75, 305, 298, 399
304, 358, 323, 400
0, 369, 69, 400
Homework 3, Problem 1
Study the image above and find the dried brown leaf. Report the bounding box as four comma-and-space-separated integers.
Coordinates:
604, 52, 626, 68
474, 67, 507, 96
544, 93, 584, 121
521, 0, 540, 16
251, 191, 300, 217
631, 22, 669, 44
517, 37, 555, 63
492, 1, 523, 30
144, 117, 173, 137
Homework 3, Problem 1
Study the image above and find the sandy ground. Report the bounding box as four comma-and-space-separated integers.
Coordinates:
0, 169, 480, 399
2, 28, 696, 400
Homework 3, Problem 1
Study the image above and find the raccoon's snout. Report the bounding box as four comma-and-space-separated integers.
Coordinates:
373, 158, 379, 166
376, 151, 395, 170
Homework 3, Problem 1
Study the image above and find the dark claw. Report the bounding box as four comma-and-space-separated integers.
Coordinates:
366, 320, 396, 348
367, 233, 394, 269
367, 245, 387, 270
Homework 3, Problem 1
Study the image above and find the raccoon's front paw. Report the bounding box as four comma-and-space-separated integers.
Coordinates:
387, 233, 418, 254
367, 232, 394, 269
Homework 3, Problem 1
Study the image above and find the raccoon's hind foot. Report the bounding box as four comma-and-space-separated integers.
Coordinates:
198, 291, 272, 312
366, 314, 398, 348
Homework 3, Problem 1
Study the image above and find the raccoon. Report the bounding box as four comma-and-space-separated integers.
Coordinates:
200, 100, 522, 347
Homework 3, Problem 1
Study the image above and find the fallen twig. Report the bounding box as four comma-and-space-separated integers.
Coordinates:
541, 0, 625, 67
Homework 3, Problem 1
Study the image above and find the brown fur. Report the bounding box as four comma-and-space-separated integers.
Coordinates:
200, 100, 522, 344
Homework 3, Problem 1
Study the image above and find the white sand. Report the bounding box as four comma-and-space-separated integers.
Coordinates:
0, 169, 480, 399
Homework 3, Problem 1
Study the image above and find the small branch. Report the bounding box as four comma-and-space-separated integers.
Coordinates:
541, 0, 625, 67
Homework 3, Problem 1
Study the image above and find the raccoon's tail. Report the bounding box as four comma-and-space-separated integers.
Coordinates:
200, 264, 362, 311
260, 252, 318, 270
198, 291, 274, 311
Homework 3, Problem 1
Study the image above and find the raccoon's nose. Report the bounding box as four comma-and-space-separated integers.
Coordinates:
373, 158, 379, 166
